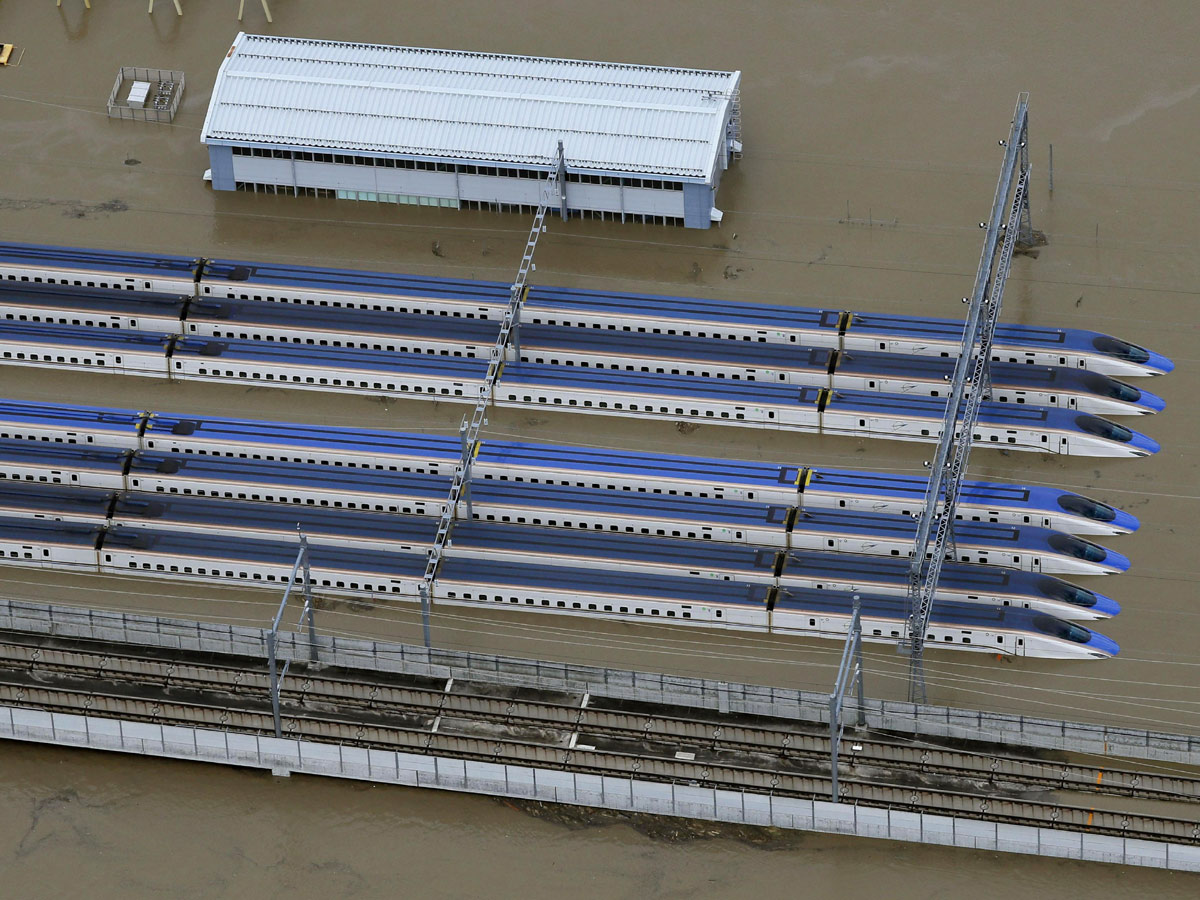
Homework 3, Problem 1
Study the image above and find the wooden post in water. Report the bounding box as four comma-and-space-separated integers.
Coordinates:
239, 0, 274, 23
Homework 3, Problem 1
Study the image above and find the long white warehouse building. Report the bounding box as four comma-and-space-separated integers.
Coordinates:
200, 33, 742, 229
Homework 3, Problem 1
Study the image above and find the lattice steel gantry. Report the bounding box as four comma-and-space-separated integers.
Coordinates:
902, 94, 1037, 703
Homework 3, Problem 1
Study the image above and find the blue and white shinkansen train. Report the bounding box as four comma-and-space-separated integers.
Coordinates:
0, 479, 1120, 624
0, 399, 1140, 535
0, 281, 1165, 417
0, 515, 1117, 659
0, 441, 1129, 576
0, 241, 1171, 378
172, 296, 1162, 416
0, 321, 1159, 458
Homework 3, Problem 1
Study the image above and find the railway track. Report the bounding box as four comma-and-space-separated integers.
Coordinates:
1, 631, 1198, 844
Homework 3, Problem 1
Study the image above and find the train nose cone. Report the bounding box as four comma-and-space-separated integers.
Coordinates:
1089, 590, 1122, 618
1109, 507, 1140, 534
1100, 545, 1131, 574
1128, 430, 1160, 457
1134, 387, 1167, 414
1145, 349, 1175, 376
1086, 631, 1121, 658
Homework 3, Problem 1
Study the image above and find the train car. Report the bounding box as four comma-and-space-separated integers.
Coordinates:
765, 587, 1119, 659
0, 321, 173, 376
522, 285, 1172, 379
0, 482, 116, 524
0, 516, 105, 569
180, 298, 1163, 416
122, 453, 451, 517
0, 399, 1143, 535
0, 440, 129, 489
110, 492, 436, 552
0, 241, 199, 295
169, 335, 488, 398
98, 526, 426, 597
0, 399, 146, 447
0, 281, 190, 332
197, 256, 508, 316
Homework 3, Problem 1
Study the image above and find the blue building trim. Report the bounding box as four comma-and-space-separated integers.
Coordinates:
208, 144, 235, 191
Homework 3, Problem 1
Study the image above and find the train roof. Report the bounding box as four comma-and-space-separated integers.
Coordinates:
0, 482, 116, 517
143, 413, 462, 461
127, 452, 452, 498
172, 335, 491, 379
437, 556, 774, 605
0, 241, 199, 282
0, 439, 129, 470
187, 298, 502, 342
0, 321, 175, 350
112, 492, 436, 546
0, 399, 145, 434
0, 515, 104, 548
0, 280, 190, 313
103, 525, 428, 577
201, 257, 510, 306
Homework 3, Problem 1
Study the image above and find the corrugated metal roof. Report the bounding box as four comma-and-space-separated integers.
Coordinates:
200, 33, 740, 179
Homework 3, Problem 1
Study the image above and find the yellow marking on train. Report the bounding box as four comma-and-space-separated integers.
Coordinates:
1086, 811, 1094, 827
1095, 769, 1104, 786
795, 468, 813, 489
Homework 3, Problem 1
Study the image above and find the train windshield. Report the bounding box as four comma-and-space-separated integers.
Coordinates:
1037, 577, 1098, 608
1074, 415, 1133, 443
1081, 374, 1141, 403
1032, 615, 1093, 643
1048, 533, 1108, 563
1092, 335, 1151, 364
1056, 493, 1117, 523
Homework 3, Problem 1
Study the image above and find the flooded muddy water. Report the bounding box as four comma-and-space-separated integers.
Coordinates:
0, 0, 1197, 893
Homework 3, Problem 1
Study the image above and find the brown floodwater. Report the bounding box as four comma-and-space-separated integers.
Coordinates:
0, 0, 1198, 893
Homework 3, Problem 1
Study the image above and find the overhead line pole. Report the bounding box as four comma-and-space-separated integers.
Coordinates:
903, 94, 1032, 703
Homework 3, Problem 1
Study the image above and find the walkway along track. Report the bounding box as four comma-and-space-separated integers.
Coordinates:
1, 630, 1197, 844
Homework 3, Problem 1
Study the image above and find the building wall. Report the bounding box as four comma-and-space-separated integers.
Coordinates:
208, 145, 236, 191
209, 144, 705, 226
682, 182, 716, 228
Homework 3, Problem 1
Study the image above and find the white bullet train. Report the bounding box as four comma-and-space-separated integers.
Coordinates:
0, 515, 1118, 660
0, 240, 1172, 379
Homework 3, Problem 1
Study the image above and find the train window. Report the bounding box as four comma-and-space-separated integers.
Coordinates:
997, 636, 1004, 643
872, 629, 881, 636
619, 606, 628, 613
604, 605, 612, 611
715, 610, 723, 618
859, 419, 865, 426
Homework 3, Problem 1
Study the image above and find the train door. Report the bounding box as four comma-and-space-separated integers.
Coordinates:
1058, 434, 1070, 454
